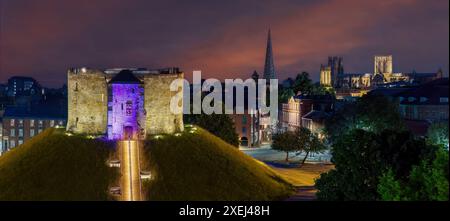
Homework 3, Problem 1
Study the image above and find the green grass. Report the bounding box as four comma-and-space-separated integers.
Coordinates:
143, 127, 295, 201
0, 128, 118, 200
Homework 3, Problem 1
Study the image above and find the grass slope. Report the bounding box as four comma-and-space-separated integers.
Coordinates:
0, 128, 117, 200
143, 127, 295, 201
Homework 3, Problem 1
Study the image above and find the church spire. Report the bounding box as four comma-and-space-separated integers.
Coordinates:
263, 29, 276, 81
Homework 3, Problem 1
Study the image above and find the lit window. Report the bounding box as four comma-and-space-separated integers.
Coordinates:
10, 129, 15, 137
10, 119, 15, 127
30, 129, 35, 137
10, 140, 16, 148
38, 120, 43, 127
50, 120, 55, 127
19, 129, 23, 137
408, 97, 416, 102
419, 97, 428, 102
38, 129, 42, 134
440, 97, 448, 103
30, 119, 35, 127
18, 140, 23, 146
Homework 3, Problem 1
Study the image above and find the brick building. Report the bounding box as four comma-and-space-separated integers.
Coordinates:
1, 104, 67, 154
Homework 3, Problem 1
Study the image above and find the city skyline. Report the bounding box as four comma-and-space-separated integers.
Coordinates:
0, 0, 449, 87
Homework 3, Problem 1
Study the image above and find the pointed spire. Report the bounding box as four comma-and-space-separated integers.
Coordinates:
263, 29, 276, 81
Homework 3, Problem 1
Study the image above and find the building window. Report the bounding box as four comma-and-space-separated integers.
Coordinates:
30, 129, 35, 137
18, 139, 23, 146
59, 120, 64, 126
19, 129, 23, 137
242, 127, 247, 134
38, 120, 43, 127
38, 129, 43, 134
10, 140, 16, 148
408, 97, 416, 102
126, 101, 132, 116
30, 119, 35, 127
10, 119, 15, 127
18, 120, 24, 127
10, 129, 15, 137
419, 97, 428, 103
50, 120, 55, 127
440, 97, 448, 103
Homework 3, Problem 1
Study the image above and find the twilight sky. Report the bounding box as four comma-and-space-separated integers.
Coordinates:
0, 0, 448, 87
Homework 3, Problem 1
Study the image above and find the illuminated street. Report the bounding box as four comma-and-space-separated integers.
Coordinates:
120, 140, 142, 201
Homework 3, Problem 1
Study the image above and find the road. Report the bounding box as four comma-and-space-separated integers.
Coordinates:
120, 140, 142, 201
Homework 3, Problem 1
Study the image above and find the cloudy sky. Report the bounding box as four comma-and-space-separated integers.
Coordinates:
0, 0, 448, 87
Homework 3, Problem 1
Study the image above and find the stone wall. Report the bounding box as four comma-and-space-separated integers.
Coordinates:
66, 68, 108, 134
143, 73, 184, 135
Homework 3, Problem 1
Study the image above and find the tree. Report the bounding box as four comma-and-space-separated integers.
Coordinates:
378, 147, 449, 201
426, 121, 449, 148
295, 128, 326, 166
315, 129, 435, 200
272, 128, 326, 165
292, 72, 313, 95
183, 90, 239, 147
324, 94, 406, 144
309, 82, 335, 97
272, 131, 298, 162
185, 113, 239, 147
279, 87, 295, 104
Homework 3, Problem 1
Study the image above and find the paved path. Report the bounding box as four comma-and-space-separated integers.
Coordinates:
120, 140, 142, 201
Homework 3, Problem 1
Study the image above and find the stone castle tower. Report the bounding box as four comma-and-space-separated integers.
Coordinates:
66, 67, 184, 140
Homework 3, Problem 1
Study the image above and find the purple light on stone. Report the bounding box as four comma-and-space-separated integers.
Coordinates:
108, 83, 144, 140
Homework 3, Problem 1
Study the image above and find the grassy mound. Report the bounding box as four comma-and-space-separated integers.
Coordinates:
143, 127, 294, 200
0, 128, 117, 200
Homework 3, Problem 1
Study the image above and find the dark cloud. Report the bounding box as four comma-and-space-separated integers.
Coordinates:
0, 0, 448, 87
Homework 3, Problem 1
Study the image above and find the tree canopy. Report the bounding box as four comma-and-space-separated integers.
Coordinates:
324, 94, 406, 144
315, 129, 441, 200
272, 128, 326, 164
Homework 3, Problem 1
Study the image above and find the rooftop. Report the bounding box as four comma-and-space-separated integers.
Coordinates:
108, 70, 143, 84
